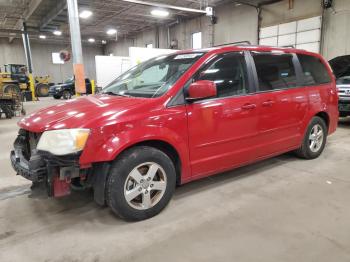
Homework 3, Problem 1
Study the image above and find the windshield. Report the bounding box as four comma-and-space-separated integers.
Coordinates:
336, 76, 350, 85
65, 76, 74, 83
102, 52, 205, 98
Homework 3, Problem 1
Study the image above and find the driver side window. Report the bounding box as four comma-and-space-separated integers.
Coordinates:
196, 52, 249, 98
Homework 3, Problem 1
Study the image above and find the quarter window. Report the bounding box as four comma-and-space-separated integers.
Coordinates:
252, 52, 297, 91
297, 54, 331, 85
196, 52, 249, 98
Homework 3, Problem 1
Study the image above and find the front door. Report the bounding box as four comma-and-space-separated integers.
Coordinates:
186, 52, 260, 178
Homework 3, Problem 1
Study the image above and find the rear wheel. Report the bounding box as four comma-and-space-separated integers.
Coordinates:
53, 95, 61, 99
295, 116, 327, 159
107, 146, 176, 221
35, 83, 50, 97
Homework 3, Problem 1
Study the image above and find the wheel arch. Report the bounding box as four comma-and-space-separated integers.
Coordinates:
116, 139, 182, 186
91, 138, 183, 206
315, 111, 330, 130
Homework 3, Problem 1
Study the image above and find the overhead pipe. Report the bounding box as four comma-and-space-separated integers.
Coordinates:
166, 20, 179, 48
167, 26, 170, 48
119, 0, 207, 14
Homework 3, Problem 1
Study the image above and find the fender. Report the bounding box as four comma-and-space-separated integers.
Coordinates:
80, 124, 192, 183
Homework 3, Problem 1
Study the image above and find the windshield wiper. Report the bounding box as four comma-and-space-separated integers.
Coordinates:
103, 91, 131, 97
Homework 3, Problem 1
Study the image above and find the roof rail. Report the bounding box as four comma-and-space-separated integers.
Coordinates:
213, 41, 252, 47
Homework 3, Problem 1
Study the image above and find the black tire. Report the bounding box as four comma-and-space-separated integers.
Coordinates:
3, 84, 21, 96
35, 83, 50, 97
107, 146, 176, 221
53, 95, 61, 99
2, 105, 13, 119
295, 116, 327, 159
62, 90, 72, 100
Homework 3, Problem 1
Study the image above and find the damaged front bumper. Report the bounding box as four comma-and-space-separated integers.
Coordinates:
10, 129, 85, 197
10, 149, 46, 182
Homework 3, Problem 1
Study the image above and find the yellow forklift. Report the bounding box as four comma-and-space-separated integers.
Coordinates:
0, 64, 51, 98
0, 70, 25, 119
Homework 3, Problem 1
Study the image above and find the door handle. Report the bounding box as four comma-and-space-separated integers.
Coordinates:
241, 103, 256, 110
262, 100, 275, 107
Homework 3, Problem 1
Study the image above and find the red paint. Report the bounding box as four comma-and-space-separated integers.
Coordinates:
18, 45, 338, 184
53, 176, 71, 197
187, 80, 217, 100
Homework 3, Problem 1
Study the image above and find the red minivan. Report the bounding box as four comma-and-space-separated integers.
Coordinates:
11, 45, 338, 220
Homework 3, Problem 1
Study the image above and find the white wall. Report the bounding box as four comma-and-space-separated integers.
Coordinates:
0, 38, 102, 83
260, 0, 322, 27
322, 0, 350, 60
214, 3, 258, 45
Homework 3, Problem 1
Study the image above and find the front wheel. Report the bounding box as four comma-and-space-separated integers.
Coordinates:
107, 146, 176, 221
295, 116, 327, 159
35, 83, 50, 97
62, 90, 72, 100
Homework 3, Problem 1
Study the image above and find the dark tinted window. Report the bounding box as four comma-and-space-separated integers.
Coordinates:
197, 52, 248, 98
297, 54, 331, 85
252, 52, 297, 91
336, 77, 350, 85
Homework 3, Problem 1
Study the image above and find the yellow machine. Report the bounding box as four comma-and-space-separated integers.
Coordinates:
0, 64, 50, 98
0, 71, 22, 96
34, 75, 51, 97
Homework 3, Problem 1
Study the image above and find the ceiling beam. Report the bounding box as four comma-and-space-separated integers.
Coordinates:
39, 0, 67, 31
9, 0, 43, 43
119, 0, 207, 14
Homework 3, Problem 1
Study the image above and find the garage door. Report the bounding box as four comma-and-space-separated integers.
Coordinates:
259, 16, 321, 53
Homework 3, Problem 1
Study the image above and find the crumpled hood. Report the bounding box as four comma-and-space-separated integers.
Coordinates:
18, 95, 146, 132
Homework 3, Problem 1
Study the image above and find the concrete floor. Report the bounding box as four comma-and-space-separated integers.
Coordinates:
0, 98, 350, 262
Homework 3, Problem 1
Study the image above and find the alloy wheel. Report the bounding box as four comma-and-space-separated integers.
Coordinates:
309, 124, 324, 153
123, 162, 167, 210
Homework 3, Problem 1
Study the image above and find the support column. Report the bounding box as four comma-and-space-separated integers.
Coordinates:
22, 22, 36, 101
67, 0, 86, 94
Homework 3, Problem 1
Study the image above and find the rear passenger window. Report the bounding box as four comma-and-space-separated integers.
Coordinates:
297, 54, 331, 85
196, 52, 249, 98
252, 52, 297, 91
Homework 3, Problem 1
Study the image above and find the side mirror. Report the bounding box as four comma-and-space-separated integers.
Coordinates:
186, 80, 217, 102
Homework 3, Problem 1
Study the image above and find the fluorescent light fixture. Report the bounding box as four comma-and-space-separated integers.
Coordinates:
106, 29, 117, 35
151, 9, 169, 17
88, 38, 95, 43
39, 35, 46, 39
79, 10, 92, 19
53, 30, 62, 36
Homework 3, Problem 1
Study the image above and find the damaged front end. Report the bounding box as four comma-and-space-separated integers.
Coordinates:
10, 129, 91, 197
